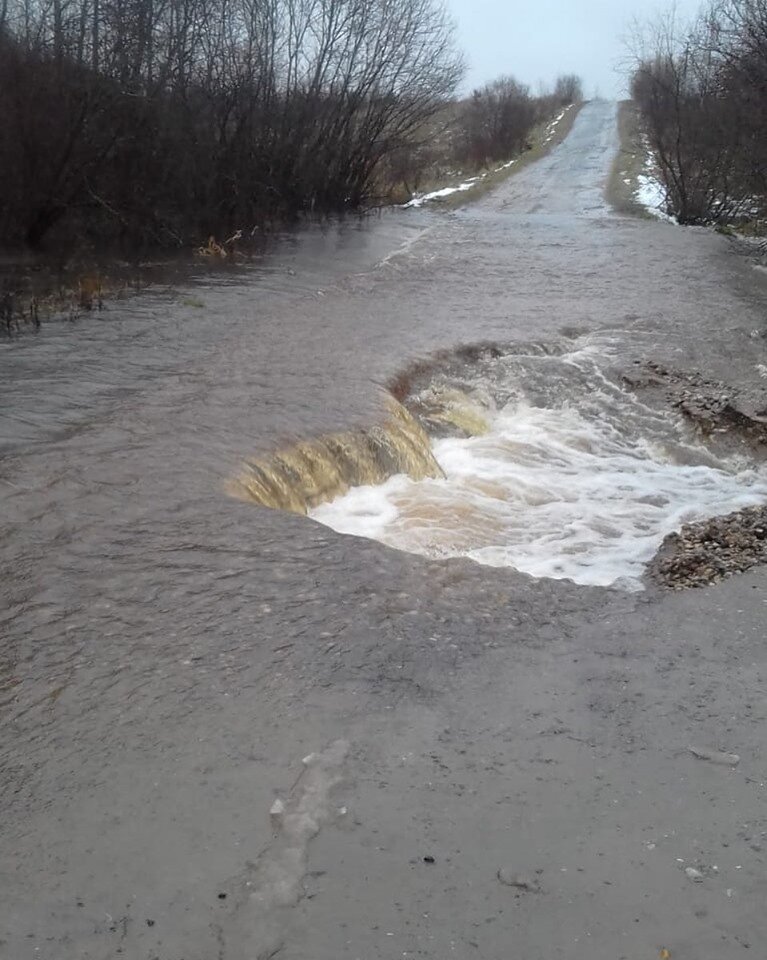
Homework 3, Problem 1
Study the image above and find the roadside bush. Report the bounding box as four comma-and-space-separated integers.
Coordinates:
554, 74, 584, 105
630, 1, 767, 224
0, 0, 464, 251
452, 73, 582, 170
455, 77, 538, 167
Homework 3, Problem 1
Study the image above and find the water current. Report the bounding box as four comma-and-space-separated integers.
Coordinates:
3, 100, 767, 960
309, 340, 767, 589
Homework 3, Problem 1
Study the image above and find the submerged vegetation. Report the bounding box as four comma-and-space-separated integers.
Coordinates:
0, 0, 581, 257
629, 0, 767, 228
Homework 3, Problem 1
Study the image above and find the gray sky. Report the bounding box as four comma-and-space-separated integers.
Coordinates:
447, 0, 704, 98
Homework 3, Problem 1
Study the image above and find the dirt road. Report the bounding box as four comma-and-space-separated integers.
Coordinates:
2, 100, 767, 959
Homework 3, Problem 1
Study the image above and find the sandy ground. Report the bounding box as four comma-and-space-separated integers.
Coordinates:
2, 101, 767, 960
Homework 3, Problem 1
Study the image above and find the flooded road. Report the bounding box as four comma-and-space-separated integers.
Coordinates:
3, 101, 767, 958
310, 339, 767, 588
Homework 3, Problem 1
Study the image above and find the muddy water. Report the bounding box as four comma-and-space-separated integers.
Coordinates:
310, 339, 767, 588
3, 101, 767, 959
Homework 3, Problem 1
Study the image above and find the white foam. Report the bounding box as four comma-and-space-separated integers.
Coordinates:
311, 351, 767, 590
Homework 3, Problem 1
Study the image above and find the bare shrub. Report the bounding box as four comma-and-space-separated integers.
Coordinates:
707, 0, 767, 197
554, 74, 583, 105
452, 72, 581, 171
629, 2, 767, 223
0, 0, 464, 250
456, 76, 538, 167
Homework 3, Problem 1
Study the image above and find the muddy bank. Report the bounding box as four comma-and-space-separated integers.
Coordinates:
618, 360, 767, 588
606, 100, 652, 218
651, 505, 767, 589
623, 360, 767, 456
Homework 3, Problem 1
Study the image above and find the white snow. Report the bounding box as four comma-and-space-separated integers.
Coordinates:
635, 143, 675, 222
403, 104, 573, 208
403, 177, 481, 207
543, 107, 569, 143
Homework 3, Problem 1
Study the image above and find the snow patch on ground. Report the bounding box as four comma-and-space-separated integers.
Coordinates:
403, 177, 482, 207
404, 104, 574, 209
543, 107, 569, 144
635, 143, 675, 222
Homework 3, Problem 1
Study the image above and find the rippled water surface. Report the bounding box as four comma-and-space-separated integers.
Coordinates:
3, 97, 766, 771
3, 98, 766, 738
3, 101, 767, 959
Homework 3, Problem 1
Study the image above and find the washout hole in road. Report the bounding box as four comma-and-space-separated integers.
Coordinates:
233, 336, 767, 591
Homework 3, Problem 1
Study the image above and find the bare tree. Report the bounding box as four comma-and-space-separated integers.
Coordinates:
554, 73, 583, 104
706, 0, 767, 194
457, 76, 537, 167
629, 1, 767, 223
0, 0, 464, 249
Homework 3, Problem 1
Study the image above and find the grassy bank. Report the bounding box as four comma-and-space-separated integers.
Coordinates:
606, 100, 653, 219
610, 100, 767, 266
2, 102, 586, 336
397, 101, 584, 212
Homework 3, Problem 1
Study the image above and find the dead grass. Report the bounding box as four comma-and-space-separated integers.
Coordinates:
399, 101, 585, 211
0, 258, 177, 336
606, 100, 652, 219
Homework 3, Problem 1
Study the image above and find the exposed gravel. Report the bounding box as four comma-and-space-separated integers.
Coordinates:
623, 361, 767, 589
650, 504, 767, 589
624, 360, 767, 448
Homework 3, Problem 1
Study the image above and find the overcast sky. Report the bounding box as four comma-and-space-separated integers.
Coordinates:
447, 0, 704, 98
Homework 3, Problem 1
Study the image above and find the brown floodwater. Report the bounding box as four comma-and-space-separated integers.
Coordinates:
3, 100, 767, 959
